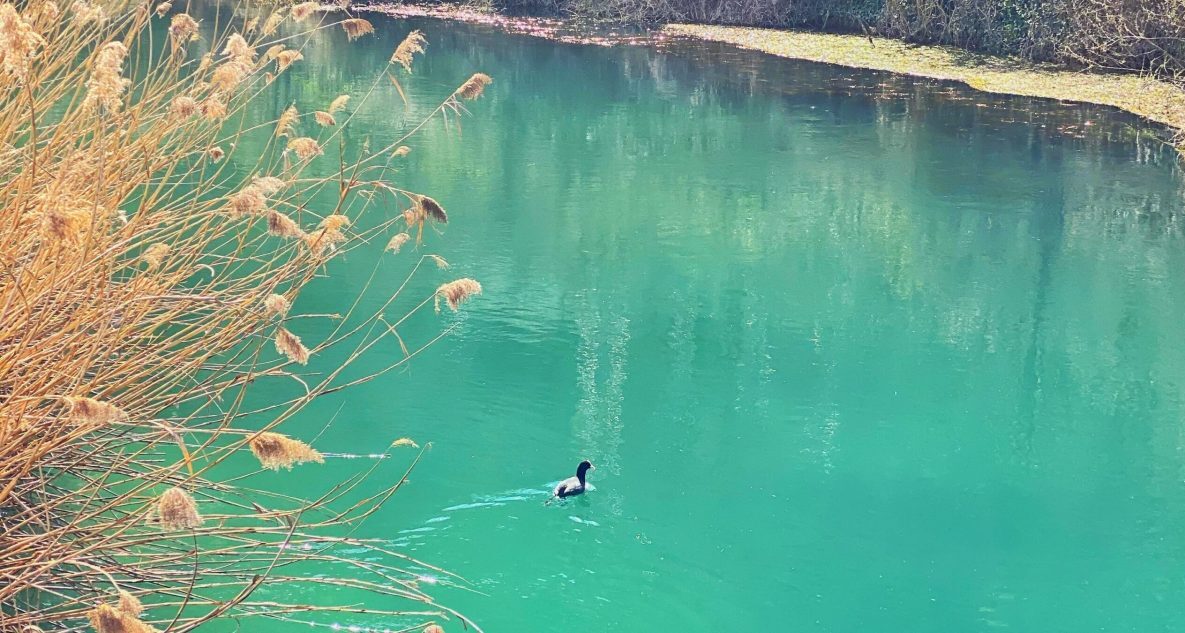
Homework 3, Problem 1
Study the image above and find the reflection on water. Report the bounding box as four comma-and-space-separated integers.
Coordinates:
203, 8, 1185, 633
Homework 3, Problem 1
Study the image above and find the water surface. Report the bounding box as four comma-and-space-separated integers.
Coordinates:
237, 14, 1185, 632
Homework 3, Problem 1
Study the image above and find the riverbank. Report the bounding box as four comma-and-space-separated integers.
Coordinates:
666, 24, 1185, 137
363, 4, 1185, 138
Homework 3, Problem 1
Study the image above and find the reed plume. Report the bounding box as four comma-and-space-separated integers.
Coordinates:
168, 13, 198, 43
303, 226, 347, 255
386, 232, 410, 253
275, 326, 311, 364
456, 73, 492, 100
264, 293, 291, 316
117, 591, 143, 618
201, 95, 227, 119
228, 184, 267, 216
0, 4, 46, 83
276, 103, 299, 136
290, 1, 320, 21
170, 95, 197, 117
157, 487, 202, 530
88, 603, 157, 633
320, 214, 351, 231
436, 279, 483, 312
84, 41, 131, 113
267, 209, 304, 238
340, 17, 374, 41
66, 397, 127, 425
405, 195, 448, 236
419, 195, 448, 223
211, 58, 250, 92
140, 243, 169, 270
72, 1, 105, 22
253, 175, 286, 194
276, 48, 303, 71
249, 431, 325, 470
315, 110, 336, 126
221, 32, 255, 62
392, 29, 426, 72
263, 12, 283, 35
288, 136, 323, 159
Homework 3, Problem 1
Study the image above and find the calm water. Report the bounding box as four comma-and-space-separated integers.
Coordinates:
232, 13, 1185, 632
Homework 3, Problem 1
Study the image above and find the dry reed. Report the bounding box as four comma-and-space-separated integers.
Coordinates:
264, 293, 292, 316
329, 94, 350, 113
248, 431, 325, 470
392, 29, 427, 72
0, 1, 489, 631
288, 136, 324, 159
157, 487, 203, 531
267, 209, 304, 238
386, 232, 411, 253
455, 73, 492, 100
291, 2, 320, 21
275, 326, 312, 365
436, 279, 483, 312
341, 17, 374, 40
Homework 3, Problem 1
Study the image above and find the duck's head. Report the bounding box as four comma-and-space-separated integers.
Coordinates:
576, 460, 594, 479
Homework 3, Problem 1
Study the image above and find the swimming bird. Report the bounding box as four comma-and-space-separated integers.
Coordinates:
552, 460, 595, 499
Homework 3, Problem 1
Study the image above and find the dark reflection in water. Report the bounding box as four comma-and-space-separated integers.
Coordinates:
194, 8, 1185, 633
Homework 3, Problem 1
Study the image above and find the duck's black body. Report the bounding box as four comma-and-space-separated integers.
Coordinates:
553, 460, 594, 499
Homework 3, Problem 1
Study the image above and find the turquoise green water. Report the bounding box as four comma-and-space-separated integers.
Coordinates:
240, 14, 1185, 632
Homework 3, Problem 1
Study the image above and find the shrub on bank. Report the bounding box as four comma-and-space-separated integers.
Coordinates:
459, 0, 1185, 80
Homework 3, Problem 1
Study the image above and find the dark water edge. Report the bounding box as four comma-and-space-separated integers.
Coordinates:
359, 3, 1184, 163
355, 0, 1185, 82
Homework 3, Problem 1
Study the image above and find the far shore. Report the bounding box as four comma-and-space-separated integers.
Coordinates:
361, 3, 1185, 138
666, 24, 1185, 137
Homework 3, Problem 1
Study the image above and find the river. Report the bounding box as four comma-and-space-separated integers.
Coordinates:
231, 12, 1185, 632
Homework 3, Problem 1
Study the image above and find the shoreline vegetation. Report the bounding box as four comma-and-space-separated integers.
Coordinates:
1, 1, 487, 631
665, 24, 1185, 137
366, 3, 1185, 140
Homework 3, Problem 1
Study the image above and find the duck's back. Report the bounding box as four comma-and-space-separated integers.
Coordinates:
553, 476, 584, 498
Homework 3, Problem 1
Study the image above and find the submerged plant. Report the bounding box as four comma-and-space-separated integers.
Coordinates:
0, 1, 490, 631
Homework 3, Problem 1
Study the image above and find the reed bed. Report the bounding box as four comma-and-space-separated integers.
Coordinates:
0, 1, 489, 631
